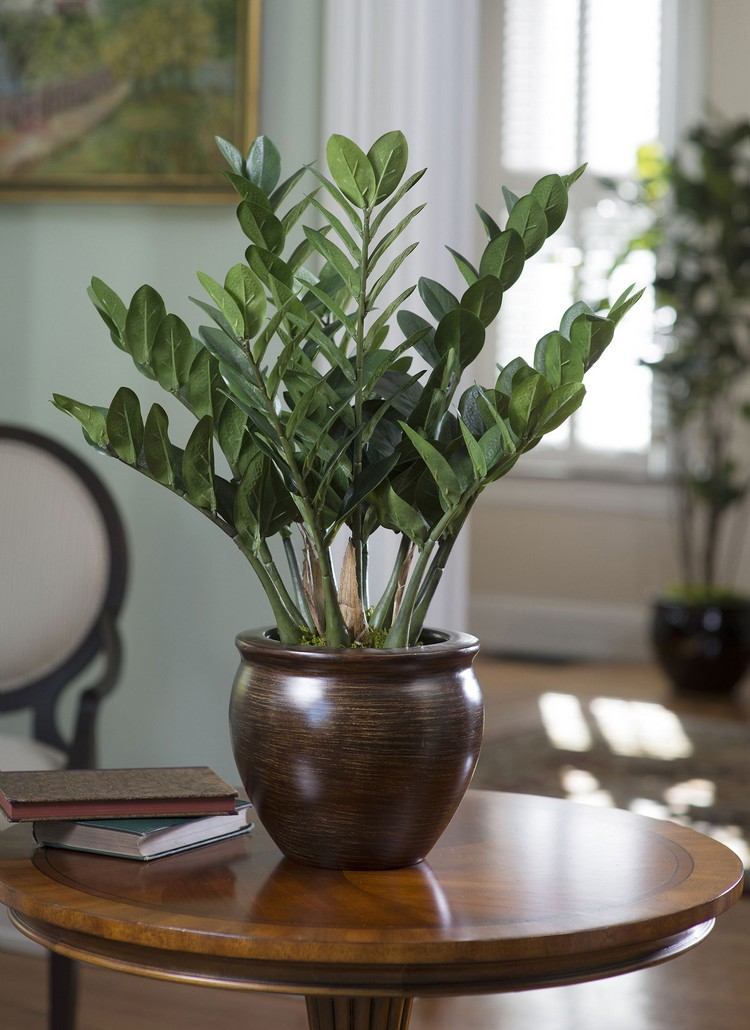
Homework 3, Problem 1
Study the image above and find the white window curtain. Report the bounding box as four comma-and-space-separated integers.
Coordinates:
320, 0, 482, 631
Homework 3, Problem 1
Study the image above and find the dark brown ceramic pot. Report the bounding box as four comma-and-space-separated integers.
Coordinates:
652, 598, 750, 696
229, 627, 483, 870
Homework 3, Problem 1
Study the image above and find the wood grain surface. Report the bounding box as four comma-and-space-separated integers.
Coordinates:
0, 790, 742, 998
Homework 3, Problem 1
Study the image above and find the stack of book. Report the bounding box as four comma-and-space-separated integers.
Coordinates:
0, 766, 252, 861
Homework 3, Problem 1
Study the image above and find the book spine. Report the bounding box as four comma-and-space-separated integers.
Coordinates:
9, 796, 237, 822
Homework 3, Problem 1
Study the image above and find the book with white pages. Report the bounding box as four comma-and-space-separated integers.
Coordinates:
32, 801, 253, 860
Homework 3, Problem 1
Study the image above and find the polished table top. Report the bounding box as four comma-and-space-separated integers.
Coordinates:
0, 790, 743, 996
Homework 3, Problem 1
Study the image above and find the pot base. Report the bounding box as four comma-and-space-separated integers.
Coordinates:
652, 599, 750, 697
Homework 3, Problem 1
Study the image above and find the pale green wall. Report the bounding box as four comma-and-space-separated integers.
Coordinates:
0, 0, 323, 782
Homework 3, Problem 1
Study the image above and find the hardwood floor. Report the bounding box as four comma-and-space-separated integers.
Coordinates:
2, 658, 749, 1029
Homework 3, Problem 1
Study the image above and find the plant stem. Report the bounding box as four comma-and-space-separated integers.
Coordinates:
244, 344, 349, 645
282, 529, 314, 625
233, 536, 305, 644
370, 535, 411, 631
384, 507, 458, 648
352, 208, 372, 620
258, 539, 309, 630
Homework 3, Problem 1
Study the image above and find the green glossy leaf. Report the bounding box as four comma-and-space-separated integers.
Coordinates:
373, 483, 429, 544
434, 307, 485, 368
478, 423, 509, 470
536, 382, 586, 435
368, 203, 425, 269
478, 229, 525, 288
234, 454, 262, 540
152, 314, 196, 392
397, 310, 439, 366
609, 285, 645, 325
476, 204, 502, 240
570, 313, 615, 369
370, 167, 426, 234
365, 285, 416, 346
560, 300, 593, 339
338, 452, 399, 522
496, 356, 535, 397
562, 163, 587, 189
368, 242, 418, 307
246, 245, 294, 290
459, 418, 487, 480
533, 331, 565, 389
224, 263, 266, 338
400, 422, 462, 510
326, 133, 376, 208
196, 271, 245, 339
530, 174, 568, 235
219, 366, 280, 446
308, 168, 363, 231
143, 404, 178, 487
52, 394, 108, 449
458, 385, 488, 436
461, 276, 503, 327
507, 195, 548, 257
303, 227, 357, 290
502, 185, 519, 213
184, 349, 221, 419
106, 386, 143, 464
296, 279, 355, 335
269, 164, 309, 210
509, 371, 550, 436
246, 135, 281, 194
418, 277, 459, 321
237, 201, 284, 254
446, 246, 479, 286
215, 135, 244, 174
88, 277, 127, 346
198, 325, 253, 379
223, 172, 270, 208
475, 385, 518, 454
367, 130, 408, 203
182, 415, 216, 511
560, 337, 585, 385
217, 401, 248, 471
124, 285, 166, 366
308, 196, 359, 257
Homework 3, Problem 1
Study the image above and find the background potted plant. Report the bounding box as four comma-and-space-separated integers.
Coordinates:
54, 129, 640, 867
618, 122, 750, 696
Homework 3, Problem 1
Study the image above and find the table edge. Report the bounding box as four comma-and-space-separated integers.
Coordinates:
10, 910, 718, 997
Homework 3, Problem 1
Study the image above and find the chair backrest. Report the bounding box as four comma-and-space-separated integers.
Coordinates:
0, 425, 127, 744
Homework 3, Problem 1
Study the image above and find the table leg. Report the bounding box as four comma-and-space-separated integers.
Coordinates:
305, 996, 413, 1029
48, 952, 78, 1030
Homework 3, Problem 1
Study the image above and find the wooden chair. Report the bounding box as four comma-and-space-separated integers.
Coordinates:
0, 424, 128, 1030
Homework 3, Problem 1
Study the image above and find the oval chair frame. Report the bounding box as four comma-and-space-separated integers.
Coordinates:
0, 424, 128, 768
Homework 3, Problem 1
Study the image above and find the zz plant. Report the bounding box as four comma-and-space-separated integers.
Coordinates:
54, 130, 641, 648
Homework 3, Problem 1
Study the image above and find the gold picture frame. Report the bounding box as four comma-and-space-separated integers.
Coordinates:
0, 0, 261, 204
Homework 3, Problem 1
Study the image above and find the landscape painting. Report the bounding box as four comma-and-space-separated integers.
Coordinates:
0, 0, 260, 201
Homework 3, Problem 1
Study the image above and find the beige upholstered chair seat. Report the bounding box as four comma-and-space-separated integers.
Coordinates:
0, 733, 66, 772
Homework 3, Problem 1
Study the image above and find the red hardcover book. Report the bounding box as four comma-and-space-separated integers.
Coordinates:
0, 767, 238, 822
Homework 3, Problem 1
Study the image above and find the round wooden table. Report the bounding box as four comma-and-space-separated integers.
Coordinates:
0, 790, 743, 1029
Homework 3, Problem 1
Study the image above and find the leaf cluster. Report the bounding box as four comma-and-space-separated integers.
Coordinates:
55, 131, 640, 647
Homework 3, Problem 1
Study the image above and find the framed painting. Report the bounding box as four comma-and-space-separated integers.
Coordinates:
0, 0, 261, 203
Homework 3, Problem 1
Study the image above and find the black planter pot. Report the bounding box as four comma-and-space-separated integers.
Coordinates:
652, 598, 750, 696
229, 627, 483, 870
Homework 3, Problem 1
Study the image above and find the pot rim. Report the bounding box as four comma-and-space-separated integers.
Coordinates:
235, 626, 479, 666
654, 596, 750, 612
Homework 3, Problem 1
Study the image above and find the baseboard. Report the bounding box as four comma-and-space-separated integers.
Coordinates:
0, 908, 43, 955
469, 593, 650, 661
